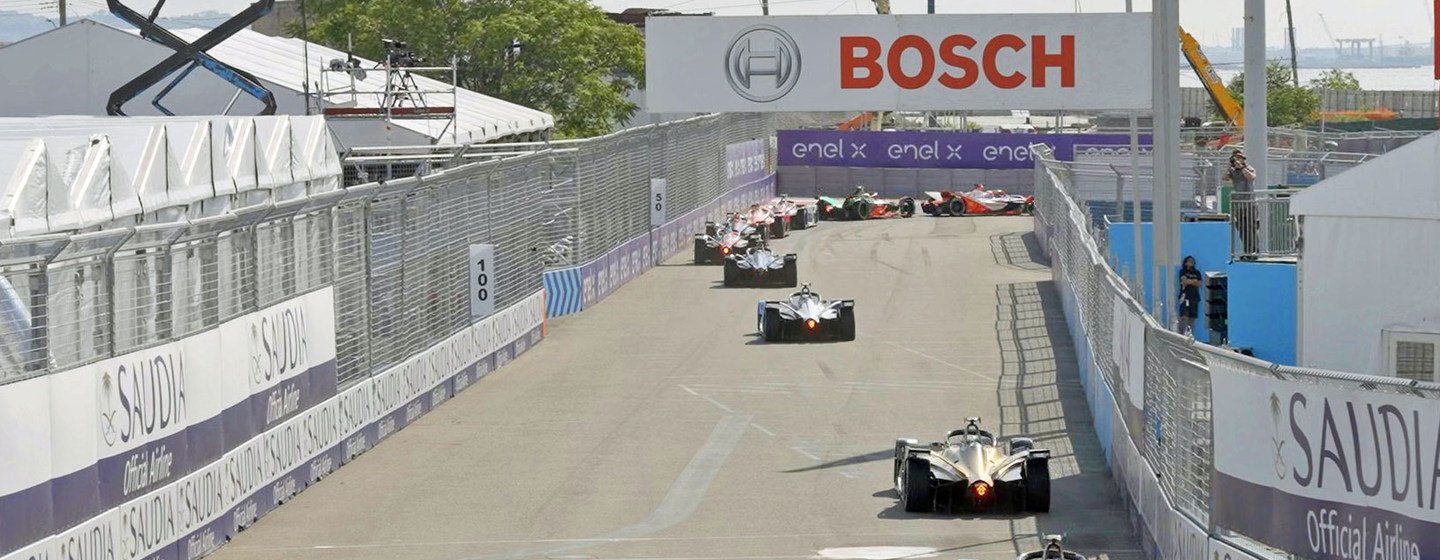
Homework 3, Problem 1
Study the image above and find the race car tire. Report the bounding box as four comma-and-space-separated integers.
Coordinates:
1024, 456, 1051, 513
899, 198, 916, 218
723, 258, 741, 287
694, 238, 710, 265
893, 439, 920, 493
762, 307, 783, 342
947, 198, 966, 216
769, 219, 788, 239
782, 255, 799, 287
1009, 437, 1034, 455
923, 204, 939, 216
851, 201, 872, 221
901, 456, 934, 513
837, 307, 856, 341
793, 208, 811, 229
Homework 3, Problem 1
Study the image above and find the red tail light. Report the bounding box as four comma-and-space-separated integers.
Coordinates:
970, 481, 991, 499
805, 319, 817, 330
721, 246, 730, 255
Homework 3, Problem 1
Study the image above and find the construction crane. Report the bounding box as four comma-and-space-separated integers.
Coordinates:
1180, 27, 1244, 127
1318, 13, 1343, 57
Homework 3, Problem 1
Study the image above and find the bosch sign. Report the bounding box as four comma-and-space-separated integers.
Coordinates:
840, 34, 1073, 91
646, 13, 1151, 112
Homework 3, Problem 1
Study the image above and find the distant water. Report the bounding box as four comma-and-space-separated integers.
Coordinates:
1180, 66, 1437, 91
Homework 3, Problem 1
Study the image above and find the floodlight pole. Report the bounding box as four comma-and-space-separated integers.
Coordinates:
1127, 0, 1143, 298
1245, 0, 1268, 198
59, 0, 66, 25
1150, 0, 1181, 327
761, 0, 769, 15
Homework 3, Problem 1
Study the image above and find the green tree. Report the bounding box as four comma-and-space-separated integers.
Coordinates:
1308, 68, 1361, 91
1225, 60, 1319, 126
295, 0, 644, 138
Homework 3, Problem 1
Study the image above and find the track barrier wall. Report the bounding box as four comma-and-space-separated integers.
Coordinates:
1034, 150, 1440, 560
0, 113, 780, 560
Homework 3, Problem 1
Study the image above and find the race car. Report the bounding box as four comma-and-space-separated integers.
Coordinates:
921, 185, 1035, 216
739, 203, 783, 239
724, 247, 798, 288
893, 417, 1050, 514
756, 284, 855, 342
768, 195, 819, 235
816, 187, 916, 221
1018, 535, 1086, 560
695, 216, 758, 265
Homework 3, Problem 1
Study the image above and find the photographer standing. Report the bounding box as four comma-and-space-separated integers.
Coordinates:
1227, 150, 1258, 256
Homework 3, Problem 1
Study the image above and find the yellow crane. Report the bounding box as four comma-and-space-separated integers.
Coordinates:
1180, 27, 1245, 127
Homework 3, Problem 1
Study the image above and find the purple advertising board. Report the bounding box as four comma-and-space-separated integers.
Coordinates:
726, 139, 767, 189
777, 130, 1152, 170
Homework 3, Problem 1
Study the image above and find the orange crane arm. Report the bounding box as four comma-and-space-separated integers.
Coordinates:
1180, 27, 1245, 127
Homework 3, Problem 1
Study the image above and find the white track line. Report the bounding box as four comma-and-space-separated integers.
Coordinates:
680, 385, 736, 413
884, 341, 998, 382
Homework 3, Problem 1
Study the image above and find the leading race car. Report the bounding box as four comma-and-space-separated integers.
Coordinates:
1017, 535, 1086, 560
724, 246, 798, 288
817, 187, 916, 221
695, 215, 759, 265
756, 284, 855, 342
921, 185, 1035, 217
893, 417, 1050, 514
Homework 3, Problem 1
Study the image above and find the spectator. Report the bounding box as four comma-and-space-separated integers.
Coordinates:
1177, 255, 1203, 336
1228, 150, 1258, 256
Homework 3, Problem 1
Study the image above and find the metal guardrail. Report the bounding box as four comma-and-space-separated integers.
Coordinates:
1230, 190, 1300, 260
1033, 152, 1434, 559
0, 113, 780, 387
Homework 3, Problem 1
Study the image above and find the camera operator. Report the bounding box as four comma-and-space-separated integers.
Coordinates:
1228, 149, 1258, 256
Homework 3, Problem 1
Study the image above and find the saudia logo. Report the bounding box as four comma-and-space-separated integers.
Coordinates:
99, 352, 186, 447
249, 306, 310, 386
1273, 390, 1440, 504
1268, 391, 1428, 560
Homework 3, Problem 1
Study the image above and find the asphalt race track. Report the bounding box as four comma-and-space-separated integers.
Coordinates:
210, 216, 1142, 560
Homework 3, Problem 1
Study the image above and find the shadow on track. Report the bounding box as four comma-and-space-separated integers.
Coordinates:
994, 281, 1138, 556
990, 232, 1050, 271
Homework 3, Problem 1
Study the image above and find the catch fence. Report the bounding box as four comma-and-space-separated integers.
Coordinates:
1034, 150, 1440, 559
0, 112, 783, 560
0, 112, 778, 388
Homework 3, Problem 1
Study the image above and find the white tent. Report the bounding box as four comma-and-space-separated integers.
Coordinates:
1290, 132, 1440, 377
0, 115, 341, 238
0, 21, 553, 146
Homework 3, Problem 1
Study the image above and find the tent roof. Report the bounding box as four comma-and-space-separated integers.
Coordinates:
1290, 131, 1440, 221
107, 23, 554, 143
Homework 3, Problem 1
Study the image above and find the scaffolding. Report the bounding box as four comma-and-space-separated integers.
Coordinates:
316, 56, 460, 144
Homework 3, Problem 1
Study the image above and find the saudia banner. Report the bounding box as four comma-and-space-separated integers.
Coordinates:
777, 130, 1151, 170
0, 288, 336, 556
0, 291, 545, 560
1211, 361, 1439, 560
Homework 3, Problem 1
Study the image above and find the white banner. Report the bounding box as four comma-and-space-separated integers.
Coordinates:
1210, 359, 1440, 559
1112, 294, 1146, 409
645, 13, 1153, 112
1207, 537, 1262, 560
0, 291, 546, 560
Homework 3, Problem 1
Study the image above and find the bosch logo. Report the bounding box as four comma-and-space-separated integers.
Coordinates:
725, 25, 801, 102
